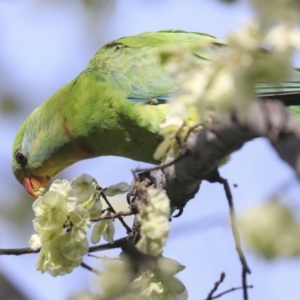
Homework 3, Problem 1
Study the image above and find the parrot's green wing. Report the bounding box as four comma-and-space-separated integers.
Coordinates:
256, 71, 300, 105
86, 30, 226, 104
256, 71, 300, 118
88, 30, 300, 107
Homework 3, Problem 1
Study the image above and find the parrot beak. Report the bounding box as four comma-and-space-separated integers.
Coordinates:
23, 176, 49, 198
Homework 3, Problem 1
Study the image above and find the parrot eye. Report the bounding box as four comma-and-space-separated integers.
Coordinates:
15, 151, 27, 166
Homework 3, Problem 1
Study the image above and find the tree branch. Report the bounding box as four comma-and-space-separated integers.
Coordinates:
135, 99, 300, 210
204, 271, 253, 300
204, 285, 254, 300
205, 272, 226, 300
88, 237, 126, 253
0, 247, 40, 256
80, 262, 101, 275
206, 170, 251, 299
100, 191, 132, 234
90, 210, 134, 222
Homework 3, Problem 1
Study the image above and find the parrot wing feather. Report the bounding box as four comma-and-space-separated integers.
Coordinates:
86, 30, 225, 105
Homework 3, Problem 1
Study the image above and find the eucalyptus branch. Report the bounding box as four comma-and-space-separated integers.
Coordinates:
0, 247, 40, 256
205, 272, 226, 300
100, 191, 132, 234
133, 124, 202, 175
201, 169, 251, 300
204, 285, 254, 300
204, 271, 253, 300
137, 99, 300, 209
88, 237, 126, 253
242, 268, 249, 300
80, 262, 101, 275
134, 151, 187, 173
0, 238, 128, 257
90, 210, 134, 222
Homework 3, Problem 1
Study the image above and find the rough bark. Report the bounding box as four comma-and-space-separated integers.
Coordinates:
145, 99, 300, 209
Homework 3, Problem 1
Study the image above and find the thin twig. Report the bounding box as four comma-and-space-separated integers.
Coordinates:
204, 285, 253, 300
242, 268, 248, 300
134, 123, 201, 175
0, 238, 125, 257
206, 170, 251, 300
220, 176, 251, 300
90, 210, 134, 222
220, 177, 251, 272
88, 237, 125, 253
205, 272, 226, 300
88, 254, 122, 261
184, 123, 203, 142
100, 191, 132, 234
0, 247, 40, 255
133, 151, 187, 174
80, 262, 101, 275
88, 253, 102, 259
144, 122, 201, 194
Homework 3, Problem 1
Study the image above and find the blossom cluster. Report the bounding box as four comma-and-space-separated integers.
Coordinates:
29, 174, 117, 276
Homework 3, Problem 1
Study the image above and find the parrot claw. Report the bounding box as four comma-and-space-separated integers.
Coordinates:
126, 179, 137, 204
171, 207, 184, 218
127, 171, 153, 204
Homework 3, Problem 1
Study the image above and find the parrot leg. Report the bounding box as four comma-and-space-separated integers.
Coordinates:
126, 179, 137, 204
171, 208, 184, 218
127, 169, 185, 219
126, 171, 157, 204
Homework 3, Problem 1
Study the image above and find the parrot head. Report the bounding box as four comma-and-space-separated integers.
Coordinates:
11, 107, 75, 198
12, 148, 51, 198
12, 159, 50, 198
12, 112, 51, 197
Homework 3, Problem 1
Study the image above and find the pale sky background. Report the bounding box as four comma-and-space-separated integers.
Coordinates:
1, 0, 300, 299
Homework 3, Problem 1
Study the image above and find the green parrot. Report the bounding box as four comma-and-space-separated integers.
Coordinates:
11, 30, 300, 197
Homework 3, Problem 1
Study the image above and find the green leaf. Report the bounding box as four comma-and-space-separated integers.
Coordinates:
91, 219, 108, 244
103, 219, 115, 244
104, 182, 129, 197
